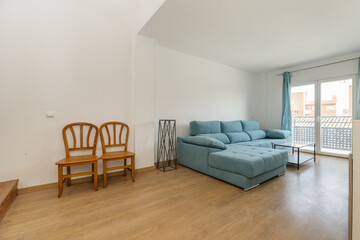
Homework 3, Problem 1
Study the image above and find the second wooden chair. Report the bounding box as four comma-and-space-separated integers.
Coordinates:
99, 122, 135, 187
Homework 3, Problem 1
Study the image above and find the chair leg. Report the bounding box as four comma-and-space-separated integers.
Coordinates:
123, 159, 127, 176
131, 156, 135, 182
91, 164, 94, 183
93, 161, 98, 191
58, 166, 63, 198
66, 166, 71, 187
103, 160, 107, 188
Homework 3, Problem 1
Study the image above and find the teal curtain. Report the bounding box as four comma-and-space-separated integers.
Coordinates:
281, 72, 292, 130
357, 59, 360, 119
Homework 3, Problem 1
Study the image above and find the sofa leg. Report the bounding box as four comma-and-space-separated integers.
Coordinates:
278, 173, 285, 177
244, 184, 259, 191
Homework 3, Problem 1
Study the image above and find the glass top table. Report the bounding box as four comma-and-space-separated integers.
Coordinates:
273, 142, 316, 170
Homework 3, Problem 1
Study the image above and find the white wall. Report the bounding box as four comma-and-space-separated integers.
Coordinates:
0, 0, 257, 188
154, 45, 256, 137
256, 52, 360, 130
133, 35, 155, 169
136, 0, 165, 33
352, 121, 360, 239
249, 73, 267, 129
0, 0, 140, 188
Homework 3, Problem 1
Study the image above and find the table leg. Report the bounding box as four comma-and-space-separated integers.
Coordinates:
297, 147, 300, 170
314, 143, 316, 162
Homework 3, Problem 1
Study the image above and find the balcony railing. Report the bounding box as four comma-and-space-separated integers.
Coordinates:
292, 116, 352, 151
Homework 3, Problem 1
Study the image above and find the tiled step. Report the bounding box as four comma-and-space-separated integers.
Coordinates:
0, 180, 18, 223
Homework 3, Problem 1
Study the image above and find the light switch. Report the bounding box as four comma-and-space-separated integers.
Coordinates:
46, 111, 55, 118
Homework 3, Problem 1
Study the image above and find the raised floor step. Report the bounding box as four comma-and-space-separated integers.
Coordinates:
0, 180, 18, 223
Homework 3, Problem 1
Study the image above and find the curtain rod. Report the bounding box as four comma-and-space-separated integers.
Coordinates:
275, 57, 359, 76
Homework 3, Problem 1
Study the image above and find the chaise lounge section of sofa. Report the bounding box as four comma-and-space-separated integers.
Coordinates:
177, 120, 291, 190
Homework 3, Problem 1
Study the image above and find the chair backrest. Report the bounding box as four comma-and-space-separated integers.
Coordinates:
99, 121, 129, 153
62, 122, 99, 157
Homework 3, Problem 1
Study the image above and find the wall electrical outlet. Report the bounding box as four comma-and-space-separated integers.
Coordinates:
46, 111, 55, 118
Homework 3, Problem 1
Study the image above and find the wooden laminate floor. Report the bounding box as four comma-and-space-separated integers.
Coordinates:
0, 155, 348, 240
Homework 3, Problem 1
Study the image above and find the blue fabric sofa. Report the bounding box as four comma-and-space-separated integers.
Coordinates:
177, 120, 291, 190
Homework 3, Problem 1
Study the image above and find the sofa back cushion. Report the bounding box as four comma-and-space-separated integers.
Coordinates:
241, 120, 260, 131
246, 130, 267, 140
226, 132, 251, 143
220, 121, 243, 133
190, 121, 221, 136
182, 136, 227, 150
198, 133, 230, 144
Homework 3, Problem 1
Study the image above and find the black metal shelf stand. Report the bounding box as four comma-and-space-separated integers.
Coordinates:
156, 119, 177, 172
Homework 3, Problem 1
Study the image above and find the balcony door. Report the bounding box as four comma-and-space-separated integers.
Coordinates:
291, 77, 354, 156
291, 84, 316, 151
320, 79, 353, 155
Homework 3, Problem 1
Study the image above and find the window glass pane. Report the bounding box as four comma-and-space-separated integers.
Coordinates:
320, 79, 352, 155
291, 84, 315, 146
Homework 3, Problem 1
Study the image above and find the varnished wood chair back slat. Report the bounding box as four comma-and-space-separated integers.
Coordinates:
62, 122, 99, 157
99, 122, 129, 153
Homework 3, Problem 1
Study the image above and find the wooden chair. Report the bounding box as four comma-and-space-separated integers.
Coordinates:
99, 122, 135, 187
56, 122, 99, 198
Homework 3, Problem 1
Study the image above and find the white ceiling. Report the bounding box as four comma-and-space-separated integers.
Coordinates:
139, 0, 360, 73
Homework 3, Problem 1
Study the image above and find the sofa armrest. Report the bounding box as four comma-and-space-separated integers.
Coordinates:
265, 129, 291, 139
182, 136, 227, 150
177, 137, 222, 173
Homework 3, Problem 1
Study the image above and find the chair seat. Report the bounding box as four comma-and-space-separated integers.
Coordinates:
56, 155, 99, 165
100, 151, 135, 160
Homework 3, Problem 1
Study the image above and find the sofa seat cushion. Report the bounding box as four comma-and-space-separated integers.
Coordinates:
233, 138, 291, 148
209, 146, 288, 178
237, 140, 273, 148
198, 133, 230, 144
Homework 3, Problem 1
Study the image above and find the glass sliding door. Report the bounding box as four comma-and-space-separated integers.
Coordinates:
320, 79, 353, 155
291, 84, 316, 151
291, 78, 354, 157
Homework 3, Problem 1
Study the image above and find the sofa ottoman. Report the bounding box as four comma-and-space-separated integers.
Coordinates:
209, 146, 288, 178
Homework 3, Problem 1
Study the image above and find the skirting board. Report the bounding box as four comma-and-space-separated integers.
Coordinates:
18, 166, 156, 194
